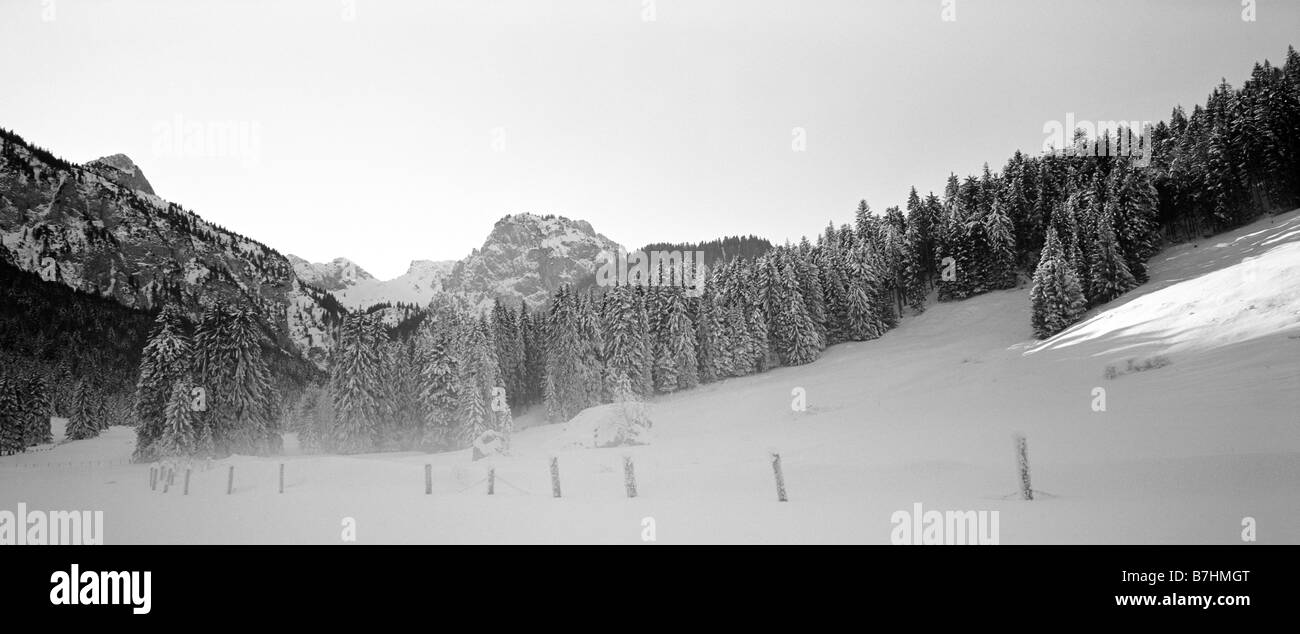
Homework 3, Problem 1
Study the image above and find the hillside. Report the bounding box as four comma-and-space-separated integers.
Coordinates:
0, 129, 340, 364
3, 208, 1294, 544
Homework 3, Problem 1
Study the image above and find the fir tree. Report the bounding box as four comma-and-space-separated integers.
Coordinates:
602, 284, 653, 398
1031, 227, 1087, 338
133, 305, 191, 460
330, 312, 387, 454
23, 375, 53, 446
1088, 203, 1138, 304
0, 376, 23, 454
157, 379, 198, 459
67, 380, 99, 441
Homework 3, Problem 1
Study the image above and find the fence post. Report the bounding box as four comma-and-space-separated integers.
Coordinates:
226, 465, 234, 495
487, 467, 495, 495
1014, 433, 1033, 501
279, 463, 285, 494
549, 457, 561, 498
770, 451, 788, 502
623, 455, 637, 498
424, 464, 432, 495
184, 468, 191, 496
150, 467, 157, 491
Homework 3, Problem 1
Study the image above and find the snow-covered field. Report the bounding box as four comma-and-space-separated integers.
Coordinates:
3, 210, 1298, 544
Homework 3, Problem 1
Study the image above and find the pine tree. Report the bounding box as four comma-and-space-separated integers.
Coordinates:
984, 198, 1019, 289
0, 376, 23, 454
66, 380, 99, 441
544, 287, 602, 422
415, 300, 461, 449
1088, 202, 1138, 305
134, 305, 191, 460
658, 289, 698, 392
228, 306, 277, 454
602, 284, 652, 398
157, 379, 198, 459
330, 312, 386, 454
693, 284, 727, 383
491, 300, 527, 410
1031, 227, 1087, 338
769, 255, 822, 365
23, 375, 52, 446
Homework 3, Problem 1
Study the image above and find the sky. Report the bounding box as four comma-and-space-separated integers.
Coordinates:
1, 0, 1297, 280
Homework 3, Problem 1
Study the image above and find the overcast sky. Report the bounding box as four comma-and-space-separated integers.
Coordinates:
1, 0, 1296, 279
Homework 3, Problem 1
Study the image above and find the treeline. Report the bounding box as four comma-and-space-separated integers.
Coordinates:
639, 235, 774, 264
132, 302, 284, 461
0, 254, 150, 454
287, 296, 516, 454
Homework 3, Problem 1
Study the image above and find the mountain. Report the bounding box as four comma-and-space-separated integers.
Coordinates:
288, 255, 455, 310
85, 154, 155, 196
443, 213, 622, 310
0, 128, 341, 366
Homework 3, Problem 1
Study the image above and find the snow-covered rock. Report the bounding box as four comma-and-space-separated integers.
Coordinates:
547, 401, 654, 450
444, 213, 623, 310
85, 153, 155, 196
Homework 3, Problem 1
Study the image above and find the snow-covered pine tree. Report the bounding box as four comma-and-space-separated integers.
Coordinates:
66, 379, 99, 440
792, 242, 829, 342
229, 306, 278, 454
330, 312, 386, 454
984, 198, 1019, 289
901, 220, 928, 313
660, 288, 699, 392
385, 338, 423, 449
1088, 202, 1138, 305
746, 304, 776, 373
0, 376, 22, 454
23, 374, 52, 446
1030, 227, 1087, 339
453, 318, 497, 446
157, 379, 198, 459
693, 283, 726, 383
293, 384, 332, 454
770, 256, 822, 365
134, 305, 192, 460
816, 249, 851, 344
1109, 164, 1160, 284
415, 300, 461, 449
602, 283, 652, 398
491, 300, 527, 411
192, 301, 235, 454
543, 286, 601, 422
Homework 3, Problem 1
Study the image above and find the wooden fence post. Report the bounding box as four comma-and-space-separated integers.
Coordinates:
1014, 433, 1033, 501
549, 457, 561, 498
623, 455, 637, 498
770, 452, 788, 502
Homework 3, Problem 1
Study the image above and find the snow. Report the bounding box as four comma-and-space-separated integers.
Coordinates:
2, 210, 1298, 544
290, 256, 454, 309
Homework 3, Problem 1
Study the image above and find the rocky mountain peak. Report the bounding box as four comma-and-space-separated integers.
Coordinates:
86, 154, 155, 195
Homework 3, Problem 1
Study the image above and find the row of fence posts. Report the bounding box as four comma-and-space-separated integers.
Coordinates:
148, 463, 288, 496
138, 433, 1038, 502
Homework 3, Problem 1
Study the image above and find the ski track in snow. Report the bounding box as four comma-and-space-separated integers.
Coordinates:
2, 210, 1298, 544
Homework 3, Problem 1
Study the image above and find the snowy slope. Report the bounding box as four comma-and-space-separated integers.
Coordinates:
3, 209, 1297, 544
